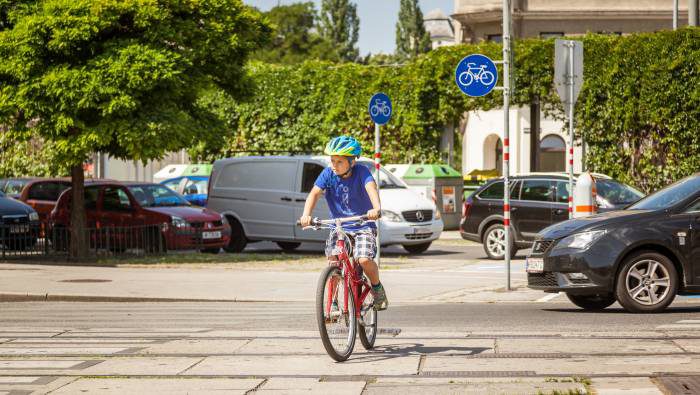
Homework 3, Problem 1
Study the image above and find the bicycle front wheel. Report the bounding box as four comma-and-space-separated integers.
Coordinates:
358, 285, 378, 350
316, 265, 356, 362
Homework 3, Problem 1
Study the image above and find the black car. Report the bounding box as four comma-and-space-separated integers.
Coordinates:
527, 173, 700, 313
0, 192, 41, 250
460, 173, 643, 260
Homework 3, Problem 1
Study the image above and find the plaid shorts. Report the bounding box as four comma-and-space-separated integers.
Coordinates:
325, 228, 377, 261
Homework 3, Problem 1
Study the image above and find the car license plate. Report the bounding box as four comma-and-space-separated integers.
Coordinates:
526, 257, 544, 273
10, 225, 28, 234
412, 227, 431, 235
202, 231, 221, 240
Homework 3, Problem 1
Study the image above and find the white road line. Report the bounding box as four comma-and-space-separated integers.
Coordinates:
536, 293, 561, 303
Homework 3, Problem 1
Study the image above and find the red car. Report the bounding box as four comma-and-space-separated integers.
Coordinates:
18, 178, 71, 226
50, 181, 230, 253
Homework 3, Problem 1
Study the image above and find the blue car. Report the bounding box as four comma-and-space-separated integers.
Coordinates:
161, 176, 209, 207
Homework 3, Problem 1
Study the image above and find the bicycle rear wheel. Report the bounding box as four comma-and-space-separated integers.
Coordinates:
358, 285, 378, 350
316, 265, 356, 361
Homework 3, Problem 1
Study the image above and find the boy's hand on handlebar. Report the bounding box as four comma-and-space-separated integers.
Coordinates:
366, 209, 381, 220
299, 215, 312, 227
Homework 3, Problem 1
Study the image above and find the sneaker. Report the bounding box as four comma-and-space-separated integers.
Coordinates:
325, 301, 341, 324
371, 285, 389, 311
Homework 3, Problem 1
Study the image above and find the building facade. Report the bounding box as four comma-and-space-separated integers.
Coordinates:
452, 0, 690, 176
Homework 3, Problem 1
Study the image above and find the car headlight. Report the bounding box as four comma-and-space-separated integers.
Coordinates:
553, 230, 607, 251
381, 210, 402, 222
171, 216, 188, 228
29, 212, 39, 222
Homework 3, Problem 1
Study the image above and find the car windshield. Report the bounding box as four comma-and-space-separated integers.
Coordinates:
357, 162, 407, 189
127, 185, 190, 207
596, 180, 644, 206
628, 175, 700, 210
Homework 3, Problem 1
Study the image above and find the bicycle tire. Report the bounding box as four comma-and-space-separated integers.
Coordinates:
458, 71, 474, 87
316, 265, 356, 361
480, 70, 495, 85
358, 285, 377, 350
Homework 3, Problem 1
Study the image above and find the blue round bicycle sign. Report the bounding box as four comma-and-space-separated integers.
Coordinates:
368, 93, 392, 125
455, 54, 498, 97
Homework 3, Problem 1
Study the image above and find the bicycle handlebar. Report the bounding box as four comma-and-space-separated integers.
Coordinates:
295, 214, 380, 228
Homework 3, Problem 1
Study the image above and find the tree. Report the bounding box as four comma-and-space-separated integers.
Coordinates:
252, 2, 337, 64
318, 0, 359, 62
0, 0, 270, 257
395, 0, 431, 59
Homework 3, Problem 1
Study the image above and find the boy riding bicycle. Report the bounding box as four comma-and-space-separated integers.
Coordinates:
299, 136, 388, 310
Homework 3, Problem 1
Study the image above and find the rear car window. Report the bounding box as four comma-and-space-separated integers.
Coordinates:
521, 180, 554, 202
27, 182, 70, 201
4, 180, 27, 195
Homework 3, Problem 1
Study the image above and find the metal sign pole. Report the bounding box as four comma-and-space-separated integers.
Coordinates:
375, 122, 381, 267
503, 0, 512, 291
568, 42, 575, 219
674, 0, 679, 30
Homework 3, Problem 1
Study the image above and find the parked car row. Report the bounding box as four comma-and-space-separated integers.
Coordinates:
1, 155, 444, 255
0, 177, 230, 253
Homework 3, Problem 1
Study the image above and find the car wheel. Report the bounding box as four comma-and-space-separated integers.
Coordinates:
615, 251, 678, 313
223, 217, 247, 253
403, 242, 431, 254
276, 242, 301, 252
482, 223, 517, 260
566, 293, 616, 311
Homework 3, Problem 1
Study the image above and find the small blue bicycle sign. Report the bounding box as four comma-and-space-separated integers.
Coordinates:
455, 54, 498, 97
368, 93, 392, 125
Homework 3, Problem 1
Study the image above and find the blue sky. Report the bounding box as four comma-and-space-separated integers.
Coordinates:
243, 0, 454, 56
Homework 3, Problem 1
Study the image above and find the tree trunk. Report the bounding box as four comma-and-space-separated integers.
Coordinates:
70, 164, 88, 258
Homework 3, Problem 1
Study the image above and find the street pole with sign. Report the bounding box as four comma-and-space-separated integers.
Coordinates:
454, 3, 511, 289
368, 92, 392, 267
554, 39, 583, 219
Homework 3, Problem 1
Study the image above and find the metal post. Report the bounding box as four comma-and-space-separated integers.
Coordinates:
374, 123, 381, 267
691, 0, 698, 26
568, 42, 575, 219
674, 0, 679, 30
503, 0, 512, 291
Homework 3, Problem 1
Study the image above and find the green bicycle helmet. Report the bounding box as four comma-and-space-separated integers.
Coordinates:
324, 136, 362, 157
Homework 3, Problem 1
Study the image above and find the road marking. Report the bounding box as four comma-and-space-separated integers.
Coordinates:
536, 293, 561, 303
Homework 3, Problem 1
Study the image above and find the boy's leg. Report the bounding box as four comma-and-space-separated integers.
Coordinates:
354, 230, 388, 310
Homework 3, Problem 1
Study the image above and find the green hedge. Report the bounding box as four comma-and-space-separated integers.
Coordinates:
200, 28, 700, 192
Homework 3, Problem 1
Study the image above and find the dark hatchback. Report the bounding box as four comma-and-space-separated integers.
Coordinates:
0, 190, 41, 249
527, 173, 700, 313
460, 173, 643, 260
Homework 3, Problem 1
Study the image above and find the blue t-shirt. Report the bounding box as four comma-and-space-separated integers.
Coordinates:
314, 164, 376, 231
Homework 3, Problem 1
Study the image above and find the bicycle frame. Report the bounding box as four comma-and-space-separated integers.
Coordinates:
327, 229, 372, 320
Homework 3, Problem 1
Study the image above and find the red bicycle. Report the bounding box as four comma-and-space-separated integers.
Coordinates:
300, 215, 378, 362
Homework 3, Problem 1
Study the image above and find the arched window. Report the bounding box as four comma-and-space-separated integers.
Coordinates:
539, 135, 566, 172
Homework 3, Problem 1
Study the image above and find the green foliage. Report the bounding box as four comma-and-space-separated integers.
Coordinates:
251, 2, 337, 64
318, 0, 359, 62
0, 0, 271, 169
202, 29, 700, 192
395, 0, 431, 59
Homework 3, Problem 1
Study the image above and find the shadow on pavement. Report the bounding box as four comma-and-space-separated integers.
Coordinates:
343, 343, 492, 363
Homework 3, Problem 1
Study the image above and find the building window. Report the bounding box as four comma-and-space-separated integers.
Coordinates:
540, 32, 564, 39
539, 135, 566, 172
486, 34, 502, 43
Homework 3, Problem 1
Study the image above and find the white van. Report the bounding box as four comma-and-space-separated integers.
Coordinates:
208, 156, 444, 254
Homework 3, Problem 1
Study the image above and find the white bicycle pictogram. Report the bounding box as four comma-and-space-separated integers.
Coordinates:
370, 99, 391, 117
458, 62, 495, 87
